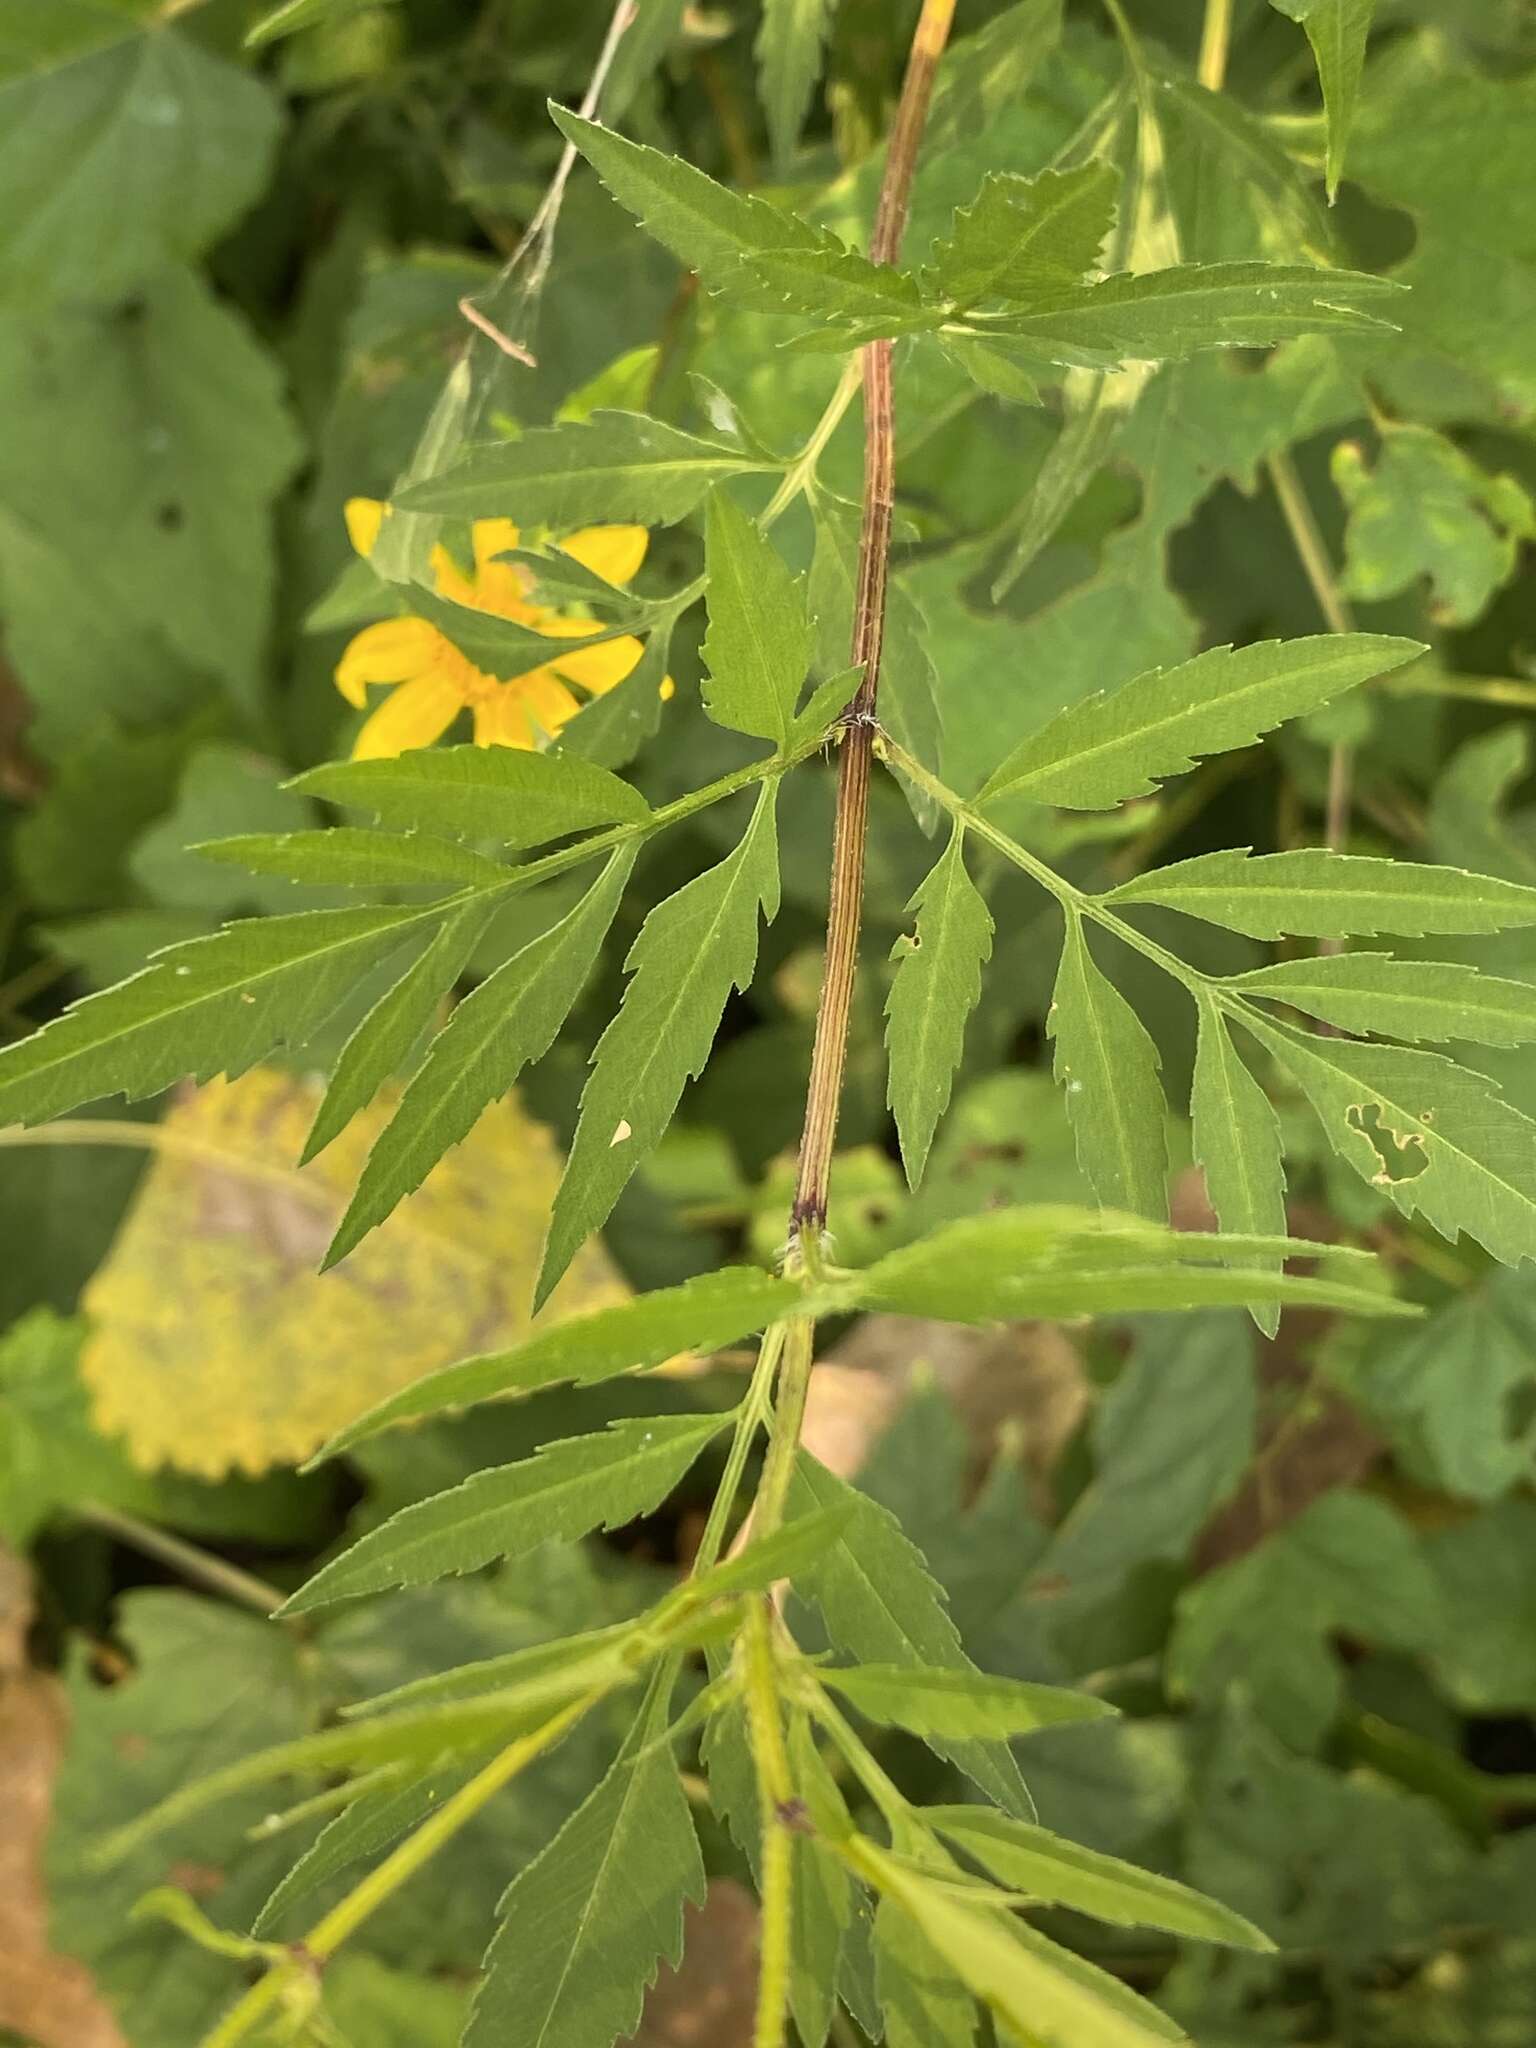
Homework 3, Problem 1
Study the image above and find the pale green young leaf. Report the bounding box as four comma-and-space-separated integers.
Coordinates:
852, 1207, 1411, 1325
940, 332, 1042, 404
548, 104, 830, 280
929, 163, 1119, 307
0, 29, 279, 304
981, 634, 1423, 809
850, 1839, 1186, 2048
1109, 849, 1536, 937
1049, 915, 1168, 1219
885, 824, 993, 1188
1271, 0, 1375, 200
1191, 994, 1288, 1339
283, 1410, 729, 1613
538, 784, 781, 1303
290, 743, 649, 848
465, 1740, 704, 2048
787, 1454, 1035, 1819
756, 0, 835, 165
701, 487, 812, 745
0, 902, 444, 1129
924, 1806, 1273, 1949
980, 260, 1400, 367
327, 847, 635, 1262
876, 1898, 979, 2048
303, 897, 498, 1164
397, 411, 778, 527
195, 827, 508, 891
314, 1265, 806, 1461
1229, 953, 1536, 1047
1243, 1013, 1536, 1269
821, 1663, 1112, 1740
342, 1623, 638, 1723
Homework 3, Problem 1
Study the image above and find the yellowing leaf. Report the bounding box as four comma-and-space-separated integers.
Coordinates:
79, 1068, 627, 1477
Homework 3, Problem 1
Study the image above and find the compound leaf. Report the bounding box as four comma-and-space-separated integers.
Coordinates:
1229, 953, 1536, 1047
290, 744, 650, 849
1110, 850, 1536, 938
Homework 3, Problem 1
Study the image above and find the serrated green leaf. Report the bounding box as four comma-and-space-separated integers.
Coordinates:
302, 898, 497, 1164
1271, 0, 1375, 200
849, 1838, 1186, 2048
559, 622, 675, 770
343, 1623, 639, 1723
822, 1663, 1112, 1740
538, 784, 781, 1304
398, 409, 778, 527
327, 847, 635, 1262
977, 260, 1400, 368
787, 1453, 1035, 1819
788, 1714, 855, 2048
0, 28, 279, 304
735, 245, 934, 331
1191, 994, 1288, 1338
923, 1806, 1273, 1949
876, 1895, 979, 2048
196, 826, 507, 890
930, 163, 1119, 307
1243, 1013, 1536, 1268
885, 824, 993, 1186
291, 744, 650, 848
283, 1410, 729, 1613
1229, 953, 1536, 1047
756, 0, 835, 165
0, 902, 444, 1128
1049, 915, 1168, 1219
852, 1207, 1411, 1324
465, 1739, 703, 2048
1167, 1489, 1442, 1748
701, 488, 811, 745
548, 103, 829, 281
314, 1265, 806, 1461
403, 583, 643, 689
1110, 850, 1536, 937
981, 634, 1423, 809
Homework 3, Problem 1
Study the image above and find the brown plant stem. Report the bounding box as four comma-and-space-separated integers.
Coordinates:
789, 0, 957, 1249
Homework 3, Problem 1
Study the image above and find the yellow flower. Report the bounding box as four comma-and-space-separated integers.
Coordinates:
334, 499, 669, 758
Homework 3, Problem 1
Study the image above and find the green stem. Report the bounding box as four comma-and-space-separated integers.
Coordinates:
808, 1690, 910, 1831
199, 1691, 599, 2048
690, 1320, 787, 1578
759, 360, 864, 530
752, 1317, 815, 1543
76, 1504, 287, 1618
743, 1601, 796, 2048
1196, 0, 1235, 91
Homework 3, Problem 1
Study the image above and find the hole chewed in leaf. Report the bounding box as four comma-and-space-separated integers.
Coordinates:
1345, 1101, 1429, 1184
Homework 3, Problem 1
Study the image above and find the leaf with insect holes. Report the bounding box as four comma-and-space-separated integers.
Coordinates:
980, 634, 1424, 810
303, 898, 499, 1164
701, 488, 812, 746
1242, 1012, 1536, 1269
465, 1737, 704, 2048
547, 104, 835, 282
398, 411, 779, 528
196, 827, 508, 891
849, 1838, 1187, 2048
787, 1453, 1035, 1820
1191, 993, 1288, 1338
290, 743, 650, 848
1109, 850, 1536, 938
820, 1663, 1112, 1741
885, 825, 993, 1187
1049, 915, 1167, 1220
0, 901, 449, 1129
922, 1806, 1273, 1949
756, 0, 836, 164
978, 260, 1402, 368
283, 1410, 729, 1614
1228, 954, 1536, 1047
538, 784, 781, 1305
1271, 0, 1376, 199
929, 163, 1120, 307
314, 1264, 808, 1462
327, 847, 634, 1264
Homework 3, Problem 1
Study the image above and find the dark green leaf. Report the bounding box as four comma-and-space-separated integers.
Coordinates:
701, 487, 811, 745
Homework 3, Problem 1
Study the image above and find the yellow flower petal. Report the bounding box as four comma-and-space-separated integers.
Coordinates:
520, 672, 583, 739
471, 517, 522, 571
547, 630, 646, 698
472, 691, 536, 748
345, 497, 387, 560
334, 616, 444, 706
559, 525, 648, 587
352, 671, 464, 759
